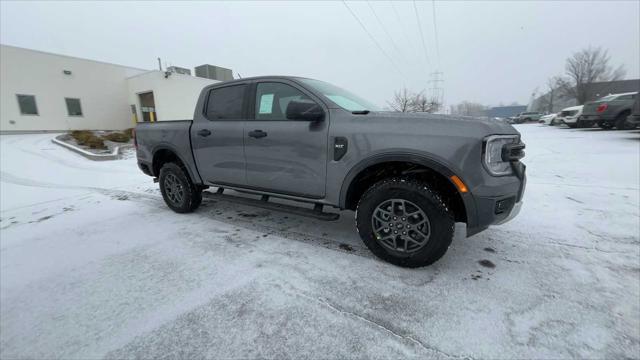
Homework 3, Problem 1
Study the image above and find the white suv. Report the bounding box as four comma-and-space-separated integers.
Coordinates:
557, 105, 583, 128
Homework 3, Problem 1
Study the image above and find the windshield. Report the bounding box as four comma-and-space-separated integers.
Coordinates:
298, 78, 380, 112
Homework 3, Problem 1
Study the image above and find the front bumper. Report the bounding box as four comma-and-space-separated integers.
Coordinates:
495, 199, 522, 225
467, 162, 526, 236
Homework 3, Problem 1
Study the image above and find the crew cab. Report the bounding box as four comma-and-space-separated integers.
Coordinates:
579, 92, 638, 130
134, 76, 526, 267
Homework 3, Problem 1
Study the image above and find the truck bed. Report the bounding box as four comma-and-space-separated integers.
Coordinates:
134, 120, 201, 183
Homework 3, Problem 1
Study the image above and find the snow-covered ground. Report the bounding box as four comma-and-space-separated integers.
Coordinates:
1, 126, 638, 359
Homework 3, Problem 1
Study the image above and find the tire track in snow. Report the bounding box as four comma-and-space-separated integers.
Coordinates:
0, 171, 159, 206
0, 170, 372, 260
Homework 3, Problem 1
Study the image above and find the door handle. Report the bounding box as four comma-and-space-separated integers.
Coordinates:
248, 130, 267, 139
197, 129, 212, 137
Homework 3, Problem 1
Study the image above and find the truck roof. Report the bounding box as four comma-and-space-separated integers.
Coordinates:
209, 75, 309, 86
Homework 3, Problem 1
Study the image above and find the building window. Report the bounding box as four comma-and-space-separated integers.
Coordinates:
16, 94, 38, 115
65, 98, 83, 116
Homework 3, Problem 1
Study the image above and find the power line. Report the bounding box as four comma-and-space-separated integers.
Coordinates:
412, 0, 431, 69
389, 1, 417, 57
431, 0, 441, 68
342, 0, 406, 81
365, 1, 408, 67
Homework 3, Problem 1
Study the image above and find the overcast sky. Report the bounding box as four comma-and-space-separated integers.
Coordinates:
1, 0, 638, 108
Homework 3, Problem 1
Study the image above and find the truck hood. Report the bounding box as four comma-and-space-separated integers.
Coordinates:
362, 112, 520, 138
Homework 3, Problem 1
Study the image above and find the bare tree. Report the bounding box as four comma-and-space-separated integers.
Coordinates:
557, 46, 626, 105
538, 76, 563, 113
387, 88, 413, 112
410, 91, 441, 113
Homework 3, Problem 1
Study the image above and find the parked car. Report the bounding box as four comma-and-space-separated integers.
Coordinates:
539, 113, 559, 125
627, 95, 640, 126
134, 76, 526, 268
516, 112, 542, 123
579, 92, 638, 130
557, 105, 583, 128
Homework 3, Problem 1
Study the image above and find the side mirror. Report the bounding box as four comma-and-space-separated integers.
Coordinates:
286, 100, 324, 121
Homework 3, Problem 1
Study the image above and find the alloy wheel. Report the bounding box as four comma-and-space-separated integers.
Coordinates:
371, 199, 431, 253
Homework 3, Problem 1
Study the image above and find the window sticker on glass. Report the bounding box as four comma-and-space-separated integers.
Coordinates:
259, 94, 274, 114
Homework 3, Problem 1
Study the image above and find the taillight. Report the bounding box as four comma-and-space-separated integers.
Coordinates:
596, 103, 608, 113
132, 128, 138, 149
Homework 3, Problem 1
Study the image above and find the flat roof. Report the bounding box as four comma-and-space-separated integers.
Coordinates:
0, 43, 149, 72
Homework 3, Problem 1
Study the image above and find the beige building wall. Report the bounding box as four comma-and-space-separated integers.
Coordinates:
1, 44, 146, 132
126, 71, 217, 122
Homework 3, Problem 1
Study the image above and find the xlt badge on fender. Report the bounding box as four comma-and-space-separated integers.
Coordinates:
334, 137, 348, 161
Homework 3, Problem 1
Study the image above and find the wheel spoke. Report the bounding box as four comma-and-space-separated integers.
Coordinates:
371, 198, 431, 254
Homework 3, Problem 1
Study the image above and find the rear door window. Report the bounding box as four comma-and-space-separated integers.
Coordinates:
205, 84, 247, 120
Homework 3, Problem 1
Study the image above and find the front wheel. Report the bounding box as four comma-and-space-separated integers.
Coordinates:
159, 162, 202, 213
356, 178, 454, 268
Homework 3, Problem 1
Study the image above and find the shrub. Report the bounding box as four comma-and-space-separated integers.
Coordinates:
70, 130, 94, 145
102, 132, 130, 143
69, 130, 106, 149
85, 137, 107, 149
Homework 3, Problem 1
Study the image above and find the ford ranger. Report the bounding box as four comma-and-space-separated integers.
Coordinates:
134, 76, 526, 267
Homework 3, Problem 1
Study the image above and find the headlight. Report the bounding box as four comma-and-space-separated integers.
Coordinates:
483, 135, 522, 176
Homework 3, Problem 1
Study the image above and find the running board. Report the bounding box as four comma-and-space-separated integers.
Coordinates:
202, 189, 340, 221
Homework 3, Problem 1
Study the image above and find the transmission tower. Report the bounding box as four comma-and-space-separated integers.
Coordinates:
428, 71, 444, 112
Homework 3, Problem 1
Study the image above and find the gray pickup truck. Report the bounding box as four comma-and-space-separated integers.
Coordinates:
579, 92, 638, 130
134, 76, 526, 267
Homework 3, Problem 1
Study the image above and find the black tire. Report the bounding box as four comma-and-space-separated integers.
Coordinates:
355, 178, 454, 268
159, 162, 202, 213
615, 112, 635, 130
597, 121, 614, 130
567, 123, 577, 128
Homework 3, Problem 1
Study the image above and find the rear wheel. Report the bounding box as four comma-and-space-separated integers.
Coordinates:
159, 162, 202, 213
567, 123, 577, 128
355, 178, 454, 268
615, 111, 635, 130
598, 121, 614, 130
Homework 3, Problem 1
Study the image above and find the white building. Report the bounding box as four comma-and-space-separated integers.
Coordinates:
0, 44, 230, 133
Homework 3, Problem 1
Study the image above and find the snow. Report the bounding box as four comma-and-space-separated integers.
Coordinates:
1, 126, 639, 358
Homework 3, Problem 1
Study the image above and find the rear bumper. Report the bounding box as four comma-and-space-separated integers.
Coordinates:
138, 160, 153, 176
580, 114, 614, 121
467, 162, 526, 236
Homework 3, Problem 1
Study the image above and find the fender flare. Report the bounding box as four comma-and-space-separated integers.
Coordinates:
151, 144, 203, 184
338, 152, 476, 226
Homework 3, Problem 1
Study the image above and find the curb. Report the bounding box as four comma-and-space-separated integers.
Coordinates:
52, 135, 133, 161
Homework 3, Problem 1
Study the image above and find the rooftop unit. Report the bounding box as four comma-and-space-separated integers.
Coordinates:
195, 64, 233, 81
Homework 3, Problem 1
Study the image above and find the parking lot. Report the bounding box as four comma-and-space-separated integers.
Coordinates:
1, 125, 639, 358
